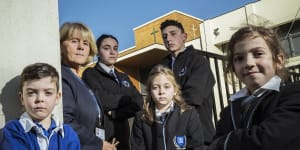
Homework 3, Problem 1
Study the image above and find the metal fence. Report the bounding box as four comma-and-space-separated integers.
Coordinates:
199, 50, 300, 125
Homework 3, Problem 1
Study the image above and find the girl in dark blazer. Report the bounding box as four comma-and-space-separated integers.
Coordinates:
130, 65, 205, 150
60, 22, 117, 150
82, 34, 143, 150
208, 25, 300, 150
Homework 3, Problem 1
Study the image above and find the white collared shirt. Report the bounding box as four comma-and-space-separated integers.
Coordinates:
229, 75, 281, 102
155, 101, 174, 123
98, 62, 115, 74
19, 112, 64, 150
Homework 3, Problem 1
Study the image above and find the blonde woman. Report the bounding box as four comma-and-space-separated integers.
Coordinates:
60, 22, 118, 150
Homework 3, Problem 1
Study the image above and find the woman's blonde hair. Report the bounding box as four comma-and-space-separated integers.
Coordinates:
142, 64, 190, 125
60, 22, 97, 65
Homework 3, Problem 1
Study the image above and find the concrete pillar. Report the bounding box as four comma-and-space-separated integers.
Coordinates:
0, 0, 61, 128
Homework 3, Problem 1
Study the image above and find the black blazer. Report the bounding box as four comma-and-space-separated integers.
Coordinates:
131, 104, 205, 150
62, 65, 104, 150
160, 45, 216, 143
210, 82, 300, 150
82, 62, 143, 150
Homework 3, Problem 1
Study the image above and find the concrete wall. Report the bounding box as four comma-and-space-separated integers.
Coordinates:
0, 0, 61, 128
200, 0, 300, 53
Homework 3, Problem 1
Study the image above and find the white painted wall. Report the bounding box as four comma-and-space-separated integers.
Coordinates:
0, 0, 61, 128
200, 0, 300, 52
200, 8, 247, 54
199, 0, 300, 120
185, 38, 202, 50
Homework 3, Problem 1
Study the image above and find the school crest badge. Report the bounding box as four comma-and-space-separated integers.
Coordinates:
122, 80, 130, 87
178, 66, 187, 77
173, 135, 186, 149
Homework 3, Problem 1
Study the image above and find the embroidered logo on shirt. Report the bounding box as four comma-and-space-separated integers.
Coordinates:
121, 80, 130, 87
178, 66, 187, 77
173, 135, 186, 149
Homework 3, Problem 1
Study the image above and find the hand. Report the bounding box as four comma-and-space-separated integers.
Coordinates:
111, 138, 120, 148
102, 138, 119, 150
102, 141, 114, 150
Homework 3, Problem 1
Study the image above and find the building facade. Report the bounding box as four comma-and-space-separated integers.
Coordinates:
116, 10, 203, 95
115, 0, 300, 122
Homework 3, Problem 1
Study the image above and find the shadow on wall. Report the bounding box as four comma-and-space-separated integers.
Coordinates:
0, 128, 2, 141
0, 75, 23, 123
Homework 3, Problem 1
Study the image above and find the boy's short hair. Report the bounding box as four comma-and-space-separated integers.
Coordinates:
160, 19, 185, 33
20, 63, 59, 91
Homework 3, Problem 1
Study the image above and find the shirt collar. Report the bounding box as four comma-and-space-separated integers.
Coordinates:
171, 46, 186, 58
229, 75, 281, 101
155, 101, 174, 117
98, 62, 115, 74
19, 112, 64, 137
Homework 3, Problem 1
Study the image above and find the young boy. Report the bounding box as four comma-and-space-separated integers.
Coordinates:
0, 63, 80, 150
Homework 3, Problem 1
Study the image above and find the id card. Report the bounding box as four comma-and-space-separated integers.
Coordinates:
95, 127, 105, 140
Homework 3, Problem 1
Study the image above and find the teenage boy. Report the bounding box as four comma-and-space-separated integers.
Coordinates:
160, 19, 216, 145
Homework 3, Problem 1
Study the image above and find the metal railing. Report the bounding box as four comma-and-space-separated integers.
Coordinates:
199, 50, 300, 125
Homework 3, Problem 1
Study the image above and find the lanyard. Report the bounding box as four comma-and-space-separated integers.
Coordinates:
65, 67, 102, 123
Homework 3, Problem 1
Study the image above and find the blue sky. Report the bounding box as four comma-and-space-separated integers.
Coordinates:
59, 0, 256, 50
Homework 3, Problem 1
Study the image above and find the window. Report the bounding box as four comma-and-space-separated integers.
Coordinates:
278, 20, 300, 57
281, 32, 300, 57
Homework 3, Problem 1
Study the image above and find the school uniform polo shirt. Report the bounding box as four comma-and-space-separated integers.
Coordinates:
1, 112, 80, 150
